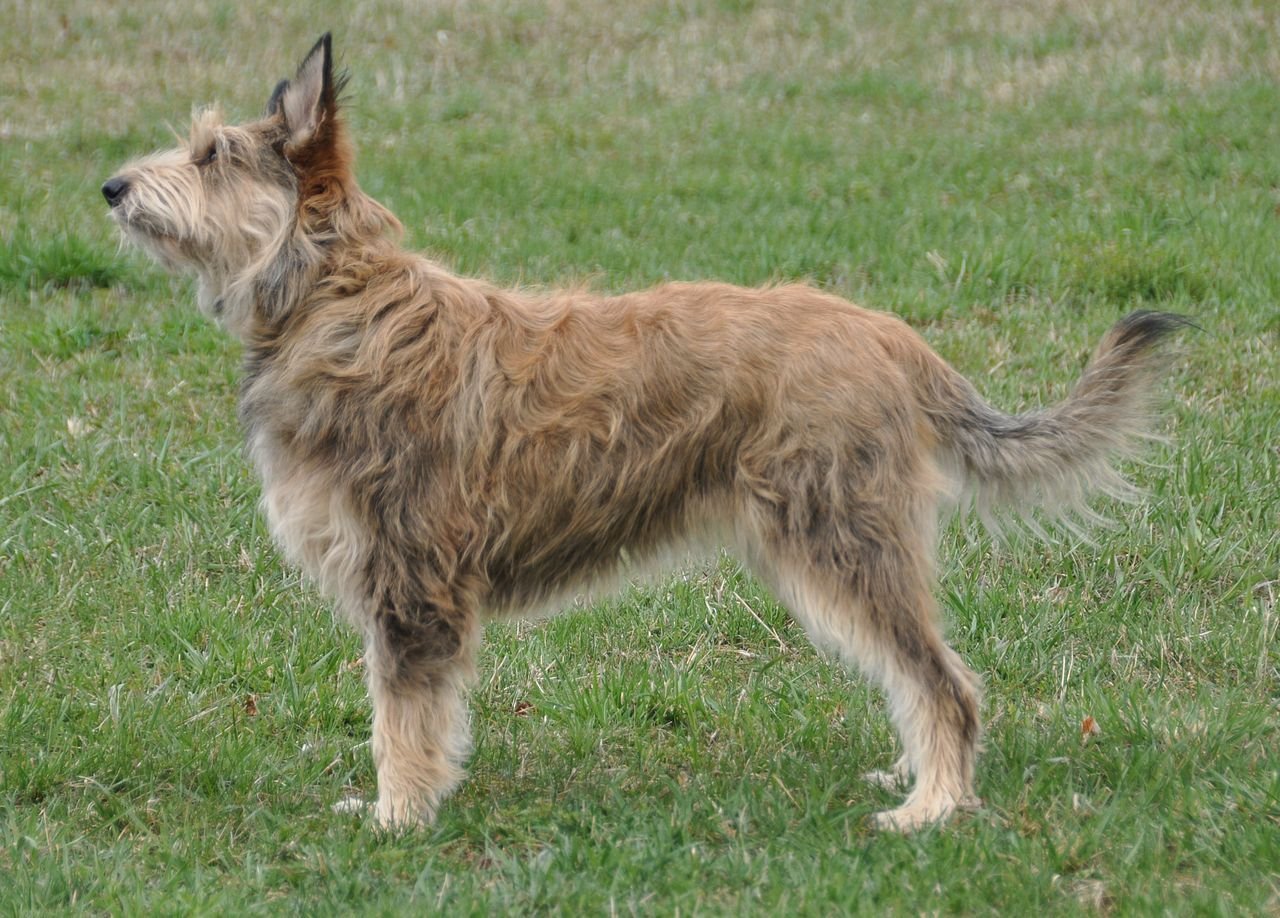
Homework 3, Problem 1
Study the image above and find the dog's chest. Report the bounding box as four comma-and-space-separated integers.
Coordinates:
246, 426, 369, 610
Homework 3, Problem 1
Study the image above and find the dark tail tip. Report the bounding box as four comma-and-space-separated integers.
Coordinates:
1111, 310, 1199, 350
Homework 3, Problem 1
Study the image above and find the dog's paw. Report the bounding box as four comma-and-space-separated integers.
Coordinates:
863, 755, 911, 792
862, 769, 909, 792
332, 796, 372, 816
332, 795, 433, 831
372, 795, 435, 831
869, 793, 981, 833
870, 803, 947, 833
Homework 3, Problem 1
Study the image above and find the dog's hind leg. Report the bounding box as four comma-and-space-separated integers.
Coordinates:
768, 553, 981, 830
851, 569, 982, 833
742, 488, 981, 831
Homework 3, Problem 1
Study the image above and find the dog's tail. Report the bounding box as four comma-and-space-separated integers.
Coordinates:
920, 311, 1191, 528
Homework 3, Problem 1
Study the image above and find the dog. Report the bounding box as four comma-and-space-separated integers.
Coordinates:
104, 33, 1186, 831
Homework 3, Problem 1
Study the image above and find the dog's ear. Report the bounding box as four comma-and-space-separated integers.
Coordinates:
273, 34, 368, 228
265, 79, 290, 119
278, 33, 342, 151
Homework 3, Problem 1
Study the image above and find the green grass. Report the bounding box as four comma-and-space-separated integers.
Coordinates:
2, 0, 1278, 912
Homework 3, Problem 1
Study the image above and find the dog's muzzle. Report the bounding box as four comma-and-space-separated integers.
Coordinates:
102, 176, 131, 208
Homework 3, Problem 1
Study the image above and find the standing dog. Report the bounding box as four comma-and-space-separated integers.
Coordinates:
104, 34, 1185, 831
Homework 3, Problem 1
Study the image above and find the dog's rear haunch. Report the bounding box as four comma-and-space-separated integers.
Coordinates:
105, 34, 1187, 832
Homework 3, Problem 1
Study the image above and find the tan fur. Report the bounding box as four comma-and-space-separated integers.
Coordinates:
105, 35, 1186, 832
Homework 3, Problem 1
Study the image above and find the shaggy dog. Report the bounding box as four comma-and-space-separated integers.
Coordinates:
104, 34, 1185, 831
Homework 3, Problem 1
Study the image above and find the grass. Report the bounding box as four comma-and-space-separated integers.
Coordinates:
2, 0, 1278, 912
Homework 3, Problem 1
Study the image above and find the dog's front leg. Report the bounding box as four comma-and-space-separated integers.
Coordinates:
339, 596, 477, 829
367, 657, 472, 828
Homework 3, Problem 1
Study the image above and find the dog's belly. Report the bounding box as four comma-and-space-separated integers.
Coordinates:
478, 446, 737, 620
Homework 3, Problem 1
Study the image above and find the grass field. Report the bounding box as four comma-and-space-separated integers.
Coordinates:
2, 0, 1278, 912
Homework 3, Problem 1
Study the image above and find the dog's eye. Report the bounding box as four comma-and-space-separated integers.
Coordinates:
197, 145, 219, 167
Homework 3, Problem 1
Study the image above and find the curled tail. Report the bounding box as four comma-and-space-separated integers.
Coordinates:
924, 311, 1192, 527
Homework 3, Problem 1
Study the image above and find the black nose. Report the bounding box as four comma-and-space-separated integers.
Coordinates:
102, 177, 130, 207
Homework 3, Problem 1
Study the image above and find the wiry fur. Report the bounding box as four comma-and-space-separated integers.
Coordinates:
105, 35, 1186, 832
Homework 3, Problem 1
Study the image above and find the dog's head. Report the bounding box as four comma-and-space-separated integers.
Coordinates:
104, 34, 398, 338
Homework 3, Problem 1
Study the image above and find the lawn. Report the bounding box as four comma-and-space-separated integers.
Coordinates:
1, 0, 1277, 912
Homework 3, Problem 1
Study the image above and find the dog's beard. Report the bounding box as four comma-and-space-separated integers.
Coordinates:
113, 212, 197, 274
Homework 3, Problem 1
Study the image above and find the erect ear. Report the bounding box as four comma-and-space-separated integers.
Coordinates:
265, 78, 290, 119
277, 33, 340, 151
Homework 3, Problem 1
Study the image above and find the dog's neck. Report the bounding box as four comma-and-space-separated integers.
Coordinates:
199, 186, 403, 344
